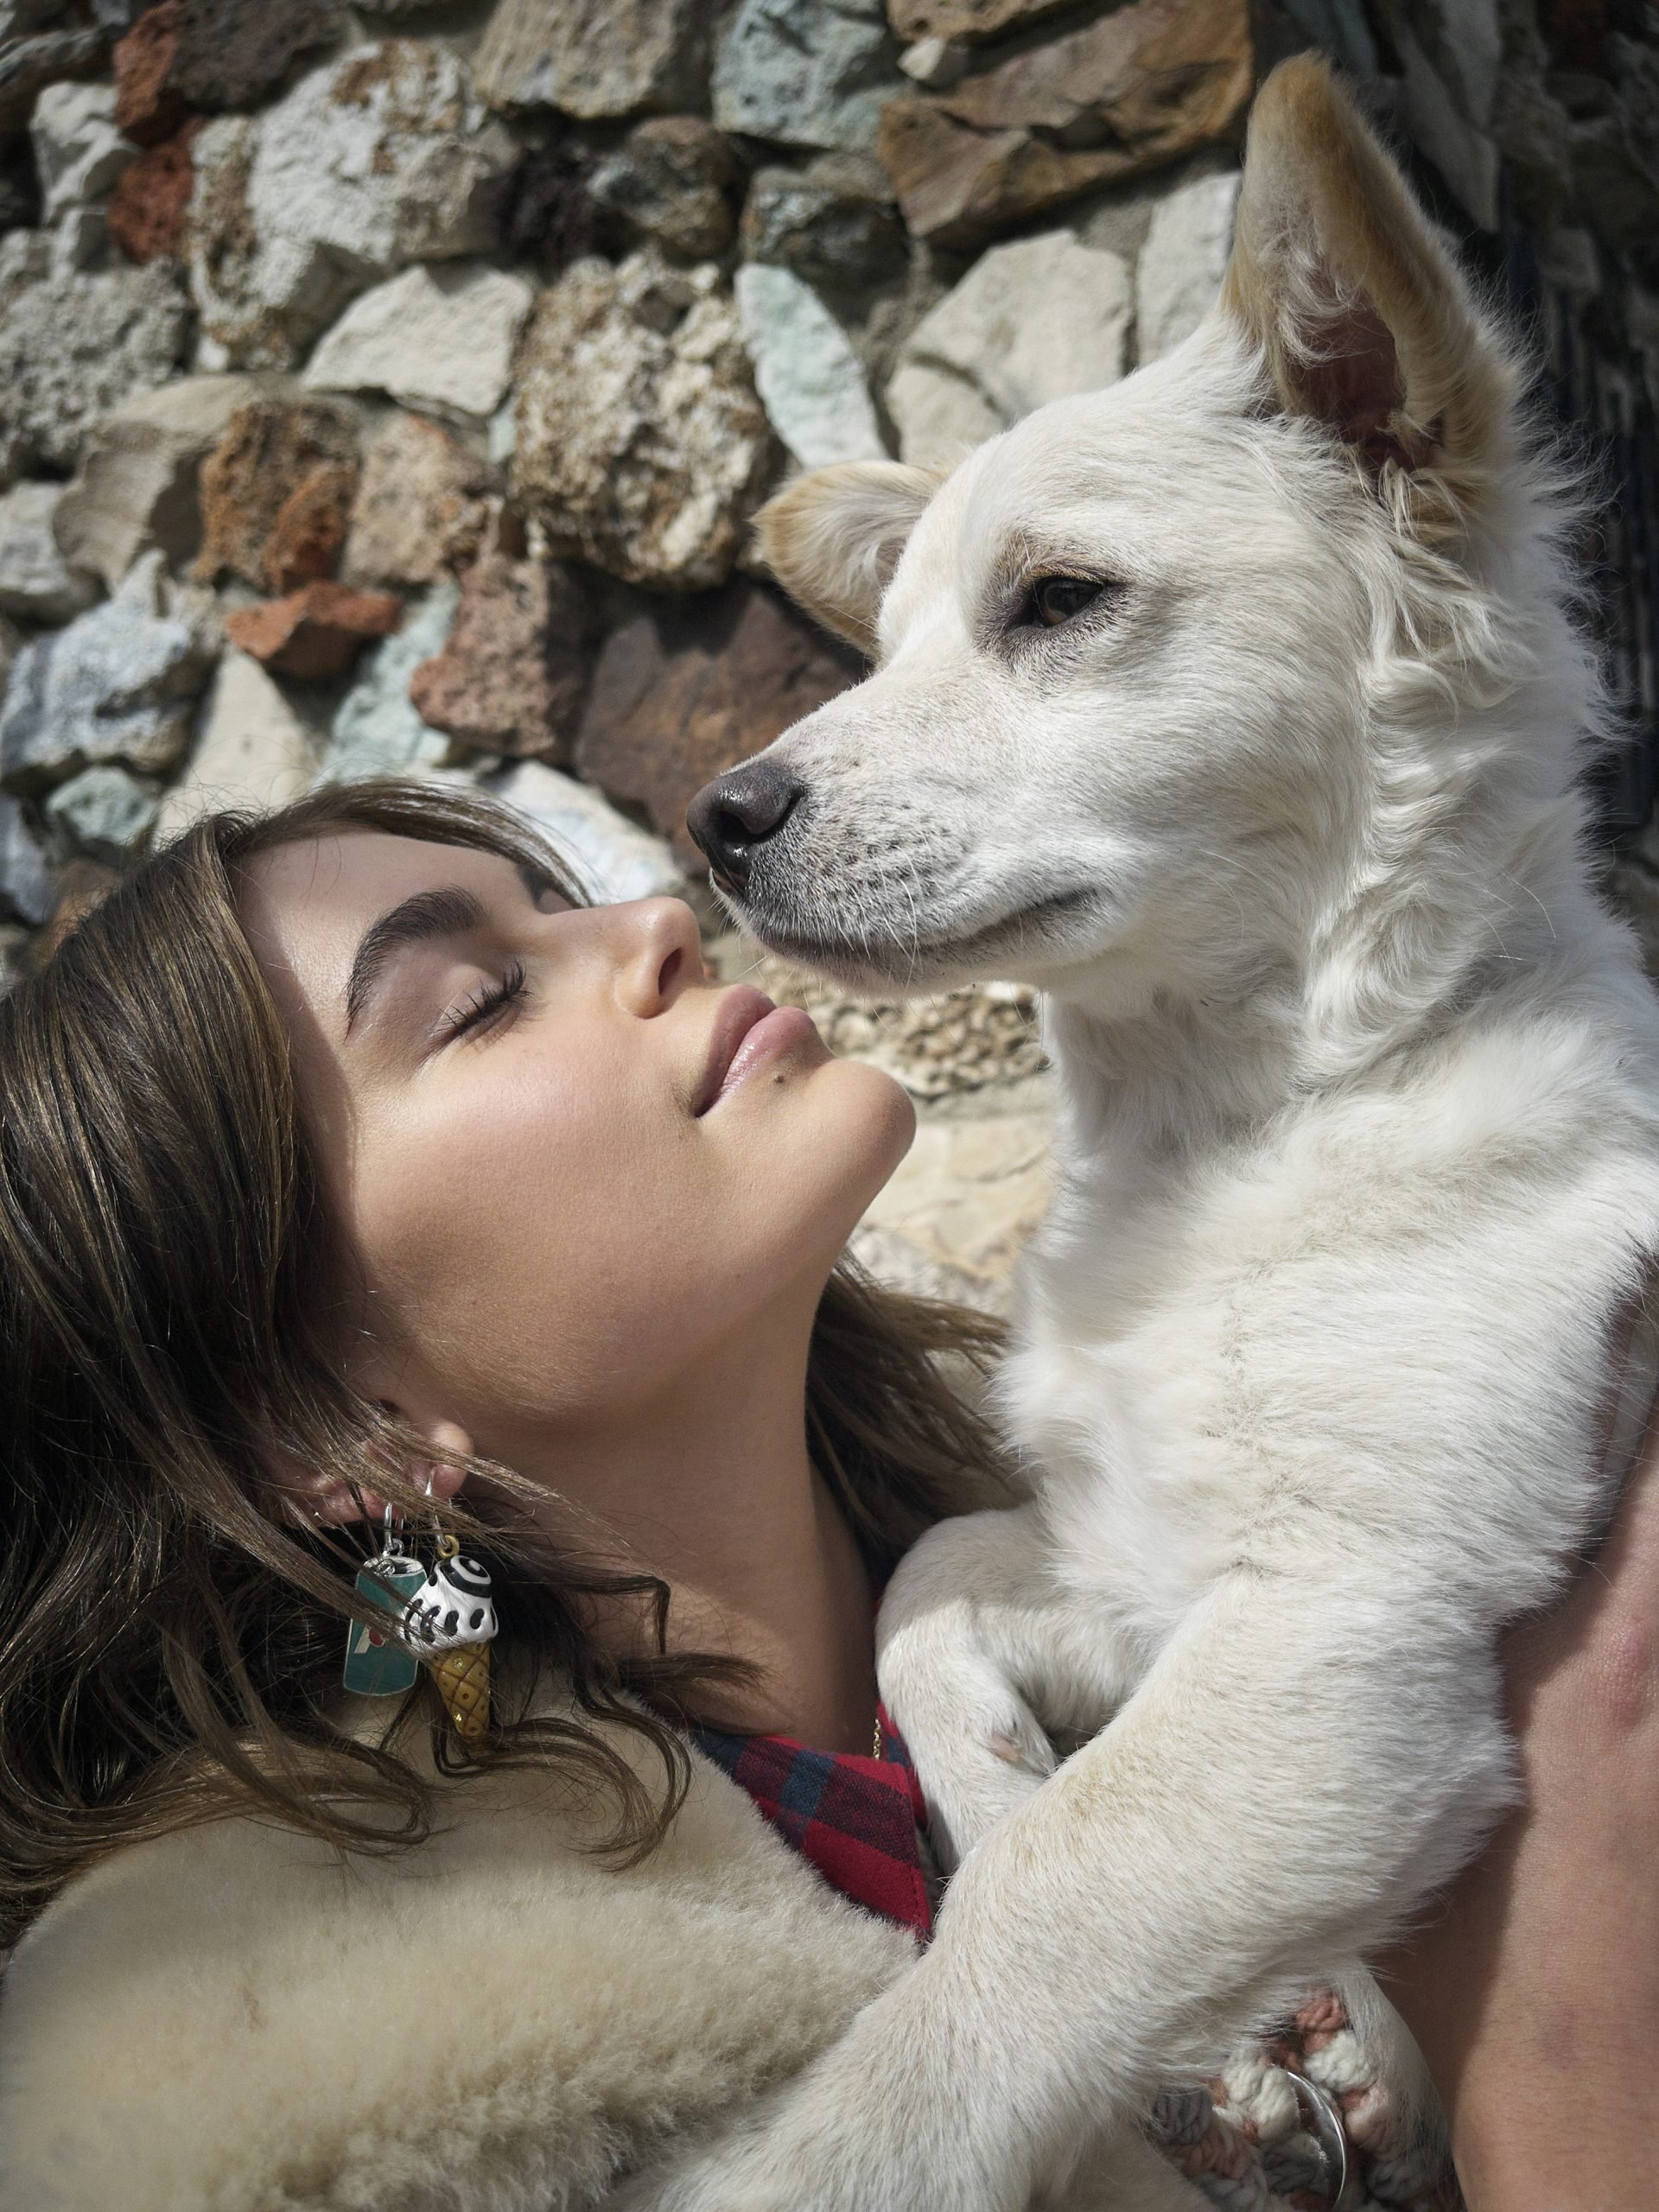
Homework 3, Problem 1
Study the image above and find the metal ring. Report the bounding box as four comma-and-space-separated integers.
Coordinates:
1283, 2069, 1351, 2208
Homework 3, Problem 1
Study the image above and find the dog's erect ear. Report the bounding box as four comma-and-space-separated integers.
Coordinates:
753, 460, 944, 656
1220, 55, 1516, 533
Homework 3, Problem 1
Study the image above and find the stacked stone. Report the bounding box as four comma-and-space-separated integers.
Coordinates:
1358, 0, 1659, 390
0, 0, 1653, 1281
0, 0, 1265, 1004
0, 0, 1270, 1007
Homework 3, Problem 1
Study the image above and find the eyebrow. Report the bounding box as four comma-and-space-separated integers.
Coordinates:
344, 886, 487, 1034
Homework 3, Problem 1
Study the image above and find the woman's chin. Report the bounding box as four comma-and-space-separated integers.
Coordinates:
718, 1058, 917, 1297
800, 1058, 918, 1232
827, 1055, 917, 1171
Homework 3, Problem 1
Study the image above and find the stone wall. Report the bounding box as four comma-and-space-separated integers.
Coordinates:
0, 0, 1655, 1311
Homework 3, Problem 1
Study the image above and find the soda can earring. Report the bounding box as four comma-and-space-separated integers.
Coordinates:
342, 1501, 426, 1697
404, 1536, 498, 1743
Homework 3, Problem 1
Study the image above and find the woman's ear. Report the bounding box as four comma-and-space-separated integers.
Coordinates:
753, 459, 945, 656
404, 1418, 475, 1512
263, 1413, 476, 1529
1218, 53, 1518, 534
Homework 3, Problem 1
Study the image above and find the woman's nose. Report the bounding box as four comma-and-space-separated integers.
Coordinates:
613, 897, 703, 1016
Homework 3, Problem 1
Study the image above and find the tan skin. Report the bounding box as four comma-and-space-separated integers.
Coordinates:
243, 830, 1656, 2201
239, 829, 914, 1752
1382, 1421, 1659, 2210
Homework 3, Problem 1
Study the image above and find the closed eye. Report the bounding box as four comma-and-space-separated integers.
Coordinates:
439, 958, 528, 1046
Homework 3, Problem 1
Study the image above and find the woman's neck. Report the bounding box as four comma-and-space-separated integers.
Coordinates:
664, 1454, 879, 1753
497, 1343, 880, 1755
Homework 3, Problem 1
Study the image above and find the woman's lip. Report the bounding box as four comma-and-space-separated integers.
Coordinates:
704, 1004, 821, 1113
693, 985, 777, 1116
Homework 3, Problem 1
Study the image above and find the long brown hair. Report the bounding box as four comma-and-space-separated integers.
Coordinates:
0, 779, 1010, 1948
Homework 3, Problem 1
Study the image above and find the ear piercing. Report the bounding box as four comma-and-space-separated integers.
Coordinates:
404, 1536, 497, 1742
340, 1497, 498, 1739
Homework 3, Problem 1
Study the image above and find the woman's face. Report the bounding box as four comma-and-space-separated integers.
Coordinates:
238, 831, 915, 1459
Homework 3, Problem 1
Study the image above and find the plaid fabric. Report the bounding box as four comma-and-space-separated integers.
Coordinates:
690, 1702, 933, 1939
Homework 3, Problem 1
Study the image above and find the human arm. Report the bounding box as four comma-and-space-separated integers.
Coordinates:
1380, 1414, 1659, 2212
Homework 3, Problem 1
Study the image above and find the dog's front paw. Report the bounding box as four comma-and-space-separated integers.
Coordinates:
880, 1609, 1056, 1871
874, 1505, 1085, 1871
925, 1681, 1057, 1872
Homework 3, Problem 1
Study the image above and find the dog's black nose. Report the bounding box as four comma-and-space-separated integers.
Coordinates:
685, 761, 804, 888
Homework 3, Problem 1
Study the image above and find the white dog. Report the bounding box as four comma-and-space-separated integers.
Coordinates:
638, 54, 1659, 2212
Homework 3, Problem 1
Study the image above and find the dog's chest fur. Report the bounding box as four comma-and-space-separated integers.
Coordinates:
1001, 964, 1659, 1662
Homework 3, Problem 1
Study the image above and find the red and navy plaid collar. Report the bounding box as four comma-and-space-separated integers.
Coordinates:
690, 1702, 934, 1940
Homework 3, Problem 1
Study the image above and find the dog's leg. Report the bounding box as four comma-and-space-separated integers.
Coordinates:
615, 2108, 1208, 2212
878, 1504, 1137, 1870
620, 1567, 1510, 2212
1036, 2123, 1209, 2211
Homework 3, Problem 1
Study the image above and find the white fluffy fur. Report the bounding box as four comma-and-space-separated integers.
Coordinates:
0, 1698, 918, 2212
626, 56, 1659, 2212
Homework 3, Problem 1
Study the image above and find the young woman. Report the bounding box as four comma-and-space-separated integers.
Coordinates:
0, 778, 1653, 2212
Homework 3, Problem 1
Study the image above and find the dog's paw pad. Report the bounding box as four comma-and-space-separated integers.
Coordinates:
986, 1722, 1052, 1773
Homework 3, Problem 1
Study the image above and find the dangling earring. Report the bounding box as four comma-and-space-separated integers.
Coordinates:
404, 1528, 498, 1745
341, 1500, 425, 1698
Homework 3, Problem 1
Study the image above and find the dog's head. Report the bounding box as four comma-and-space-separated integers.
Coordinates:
690, 57, 1552, 1006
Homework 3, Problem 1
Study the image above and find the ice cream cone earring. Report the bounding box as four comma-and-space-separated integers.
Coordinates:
403, 1535, 498, 1744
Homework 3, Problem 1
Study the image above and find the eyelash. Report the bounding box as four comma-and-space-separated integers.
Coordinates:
442, 958, 528, 1044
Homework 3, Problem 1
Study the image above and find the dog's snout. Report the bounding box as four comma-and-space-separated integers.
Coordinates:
685, 761, 804, 890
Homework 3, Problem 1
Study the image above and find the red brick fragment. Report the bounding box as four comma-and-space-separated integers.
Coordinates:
408, 550, 594, 760
106, 121, 199, 264
113, 0, 188, 148
225, 583, 402, 683
195, 401, 360, 597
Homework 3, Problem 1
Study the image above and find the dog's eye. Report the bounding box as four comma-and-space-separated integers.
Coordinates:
1027, 576, 1103, 628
